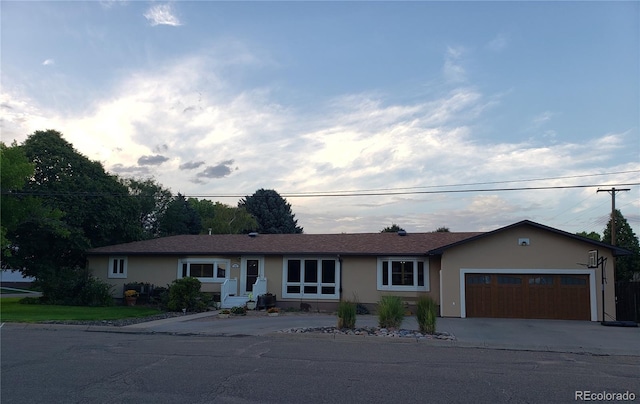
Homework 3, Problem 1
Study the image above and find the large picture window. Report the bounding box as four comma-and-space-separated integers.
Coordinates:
283, 257, 339, 299
377, 257, 429, 291
179, 259, 230, 283
108, 257, 127, 279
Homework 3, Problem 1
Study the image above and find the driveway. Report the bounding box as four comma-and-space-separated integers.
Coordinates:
85, 311, 640, 356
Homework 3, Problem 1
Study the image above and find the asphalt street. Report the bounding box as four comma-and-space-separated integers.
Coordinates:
2, 325, 638, 404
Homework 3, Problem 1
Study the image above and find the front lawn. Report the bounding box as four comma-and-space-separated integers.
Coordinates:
0, 298, 163, 323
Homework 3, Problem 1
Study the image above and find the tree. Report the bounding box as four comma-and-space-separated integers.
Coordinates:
576, 231, 601, 241
602, 209, 640, 281
7, 130, 141, 285
1, 142, 34, 257
158, 193, 202, 236
238, 189, 303, 234
1, 142, 68, 266
381, 224, 405, 233
121, 178, 173, 239
188, 199, 257, 234
434, 227, 450, 232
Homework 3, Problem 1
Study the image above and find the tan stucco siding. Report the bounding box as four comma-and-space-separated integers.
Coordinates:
88, 255, 242, 295
439, 225, 615, 321
263, 256, 284, 296
88, 255, 181, 296
341, 256, 377, 303
339, 256, 441, 305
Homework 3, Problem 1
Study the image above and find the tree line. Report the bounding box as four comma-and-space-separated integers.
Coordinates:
1, 130, 302, 296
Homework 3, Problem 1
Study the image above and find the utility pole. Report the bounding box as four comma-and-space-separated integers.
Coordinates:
597, 187, 630, 246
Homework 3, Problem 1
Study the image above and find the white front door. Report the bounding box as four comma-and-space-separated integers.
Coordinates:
240, 256, 264, 296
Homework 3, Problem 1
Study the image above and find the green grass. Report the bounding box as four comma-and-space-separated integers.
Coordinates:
0, 298, 163, 323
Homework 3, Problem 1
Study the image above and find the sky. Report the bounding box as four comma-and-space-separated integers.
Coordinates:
1, 1, 639, 237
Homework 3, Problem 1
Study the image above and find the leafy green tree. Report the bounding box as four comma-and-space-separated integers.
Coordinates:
576, 231, 601, 241
603, 209, 640, 281
188, 199, 257, 234
1, 142, 35, 257
121, 178, 173, 239
158, 193, 202, 236
7, 130, 141, 292
21, 130, 142, 247
381, 224, 405, 233
239, 189, 303, 234
434, 227, 450, 232
1, 141, 69, 274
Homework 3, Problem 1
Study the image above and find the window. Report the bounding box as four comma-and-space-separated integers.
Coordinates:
179, 259, 229, 283
497, 275, 522, 285
377, 257, 429, 291
529, 276, 554, 285
283, 258, 338, 299
561, 276, 587, 286
108, 257, 127, 279
467, 275, 492, 285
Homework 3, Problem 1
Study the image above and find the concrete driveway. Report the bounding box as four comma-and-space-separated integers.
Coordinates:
98, 311, 640, 356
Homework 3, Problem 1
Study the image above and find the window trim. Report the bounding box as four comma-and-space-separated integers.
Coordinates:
377, 256, 429, 292
108, 257, 127, 279
177, 258, 231, 283
282, 257, 339, 299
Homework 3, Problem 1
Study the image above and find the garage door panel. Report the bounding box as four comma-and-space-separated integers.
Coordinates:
495, 275, 525, 318
465, 273, 590, 321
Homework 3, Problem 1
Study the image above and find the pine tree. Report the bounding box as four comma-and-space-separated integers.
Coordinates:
239, 189, 303, 234
603, 209, 640, 281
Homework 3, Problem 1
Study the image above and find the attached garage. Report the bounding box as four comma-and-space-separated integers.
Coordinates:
431, 220, 628, 322
464, 272, 592, 320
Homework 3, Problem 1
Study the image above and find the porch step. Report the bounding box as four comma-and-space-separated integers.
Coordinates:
221, 295, 249, 309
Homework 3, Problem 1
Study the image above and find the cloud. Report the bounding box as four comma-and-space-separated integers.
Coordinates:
487, 34, 509, 52
110, 163, 151, 175
195, 160, 236, 180
153, 144, 169, 153
144, 4, 182, 27
179, 160, 205, 170
532, 111, 554, 127
138, 155, 170, 165
42, 59, 55, 66
443, 46, 466, 83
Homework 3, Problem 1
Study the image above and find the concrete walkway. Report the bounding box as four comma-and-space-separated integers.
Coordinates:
91, 311, 640, 356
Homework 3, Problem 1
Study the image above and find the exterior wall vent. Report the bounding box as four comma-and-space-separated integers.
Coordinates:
518, 238, 530, 246
248, 232, 259, 238
397, 230, 407, 236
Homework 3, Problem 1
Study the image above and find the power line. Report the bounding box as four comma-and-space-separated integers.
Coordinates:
281, 169, 640, 195
6, 182, 638, 199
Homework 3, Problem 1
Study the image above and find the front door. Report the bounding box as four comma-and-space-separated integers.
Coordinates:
240, 256, 264, 296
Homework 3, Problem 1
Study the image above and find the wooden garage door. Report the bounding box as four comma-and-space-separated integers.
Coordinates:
465, 274, 590, 320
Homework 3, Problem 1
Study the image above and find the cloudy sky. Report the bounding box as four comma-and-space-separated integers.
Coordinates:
1, 1, 639, 236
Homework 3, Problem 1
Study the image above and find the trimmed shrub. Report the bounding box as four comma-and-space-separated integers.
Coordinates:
230, 306, 246, 315
337, 300, 356, 329
167, 277, 208, 312
416, 296, 438, 334
377, 296, 404, 329
36, 267, 113, 306
77, 276, 114, 307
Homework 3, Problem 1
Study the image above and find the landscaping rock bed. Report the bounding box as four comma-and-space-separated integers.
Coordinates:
277, 326, 455, 340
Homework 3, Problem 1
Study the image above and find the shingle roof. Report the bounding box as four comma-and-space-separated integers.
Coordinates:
87, 231, 483, 256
